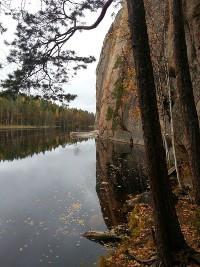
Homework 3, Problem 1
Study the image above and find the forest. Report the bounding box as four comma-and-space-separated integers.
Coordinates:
0, 0, 200, 267
0, 91, 95, 130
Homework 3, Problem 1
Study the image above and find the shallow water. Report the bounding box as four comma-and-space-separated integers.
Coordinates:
0, 129, 147, 267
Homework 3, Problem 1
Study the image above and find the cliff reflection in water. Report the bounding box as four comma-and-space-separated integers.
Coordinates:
0, 129, 83, 162
96, 140, 148, 229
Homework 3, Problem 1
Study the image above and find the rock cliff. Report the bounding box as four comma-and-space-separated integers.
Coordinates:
96, 6, 143, 144
96, 0, 200, 149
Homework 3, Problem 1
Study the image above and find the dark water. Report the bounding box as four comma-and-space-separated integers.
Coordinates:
0, 129, 147, 267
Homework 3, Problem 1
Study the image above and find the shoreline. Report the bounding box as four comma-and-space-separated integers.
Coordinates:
0, 125, 58, 130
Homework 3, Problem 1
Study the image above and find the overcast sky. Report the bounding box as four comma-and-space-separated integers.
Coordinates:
0, 1, 117, 113
65, 10, 115, 113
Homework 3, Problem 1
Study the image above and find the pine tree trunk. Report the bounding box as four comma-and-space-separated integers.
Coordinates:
170, 0, 200, 204
126, 0, 186, 265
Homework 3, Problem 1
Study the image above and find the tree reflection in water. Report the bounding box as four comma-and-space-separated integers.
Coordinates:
0, 129, 88, 162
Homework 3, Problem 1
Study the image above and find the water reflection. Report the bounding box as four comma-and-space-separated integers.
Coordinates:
96, 139, 148, 229
0, 129, 85, 162
0, 130, 106, 267
0, 130, 148, 266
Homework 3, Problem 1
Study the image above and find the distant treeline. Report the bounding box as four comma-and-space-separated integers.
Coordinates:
0, 91, 95, 130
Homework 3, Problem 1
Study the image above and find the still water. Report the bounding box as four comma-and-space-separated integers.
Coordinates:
0, 129, 147, 267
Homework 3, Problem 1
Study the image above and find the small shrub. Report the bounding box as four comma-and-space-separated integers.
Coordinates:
106, 106, 113, 121
128, 206, 140, 238
112, 116, 120, 130
112, 78, 124, 101
113, 55, 123, 69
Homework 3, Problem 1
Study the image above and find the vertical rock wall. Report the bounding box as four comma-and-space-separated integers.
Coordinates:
96, 0, 200, 148
96, 7, 143, 144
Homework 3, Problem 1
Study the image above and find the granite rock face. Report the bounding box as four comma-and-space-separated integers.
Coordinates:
96, 7, 143, 144
96, 0, 200, 150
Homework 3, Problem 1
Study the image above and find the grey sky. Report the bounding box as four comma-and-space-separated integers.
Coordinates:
65, 9, 115, 113
0, 2, 117, 113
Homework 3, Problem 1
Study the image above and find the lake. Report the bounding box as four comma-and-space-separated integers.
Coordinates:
0, 129, 147, 267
